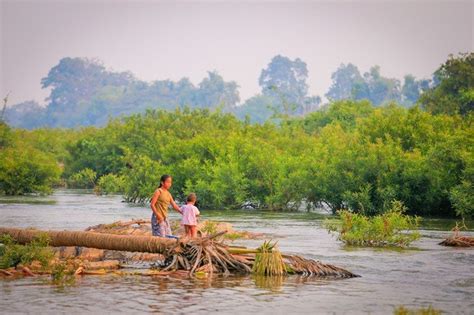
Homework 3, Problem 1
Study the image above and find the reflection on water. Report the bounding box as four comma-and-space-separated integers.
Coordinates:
253, 275, 285, 291
1, 190, 473, 314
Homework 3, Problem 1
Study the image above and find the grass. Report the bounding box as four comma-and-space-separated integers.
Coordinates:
325, 201, 421, 247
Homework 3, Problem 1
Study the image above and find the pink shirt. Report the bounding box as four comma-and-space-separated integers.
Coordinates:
180, 204, 200, 226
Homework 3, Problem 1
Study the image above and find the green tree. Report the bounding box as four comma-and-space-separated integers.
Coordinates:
326, 63, 364, 101
0, 147, 61, 195
196, 71, 240, 109
259, 55, 309, 113
419, 53, 474, 116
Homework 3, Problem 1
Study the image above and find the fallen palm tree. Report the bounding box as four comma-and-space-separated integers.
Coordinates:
0, 227, 358, 278
0, 227, 177, 253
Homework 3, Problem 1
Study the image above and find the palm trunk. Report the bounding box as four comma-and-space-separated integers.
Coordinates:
0, 227, 177, 254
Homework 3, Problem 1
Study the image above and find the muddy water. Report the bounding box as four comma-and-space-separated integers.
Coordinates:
0, 190, 473, 314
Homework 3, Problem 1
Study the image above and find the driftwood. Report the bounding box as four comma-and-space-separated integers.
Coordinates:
439, 236, 474, 247
439, 222, 474, 247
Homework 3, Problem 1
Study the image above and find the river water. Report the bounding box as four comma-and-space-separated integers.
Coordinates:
0, 190, 473, 314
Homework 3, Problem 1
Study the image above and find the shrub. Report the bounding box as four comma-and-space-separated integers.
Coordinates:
325, 201, 421, 247
0, 147, 61, 195
122, 155, 165, 203
50, 261, 75, 286
450, 181, 474, 219
0, 233, 54, 269
67, 168, 97, 188
449, 157, 474, 219
95, 173, 126, 195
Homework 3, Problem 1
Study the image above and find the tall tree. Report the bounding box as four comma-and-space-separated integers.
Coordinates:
419, 52, 474, 116
326, 64, 429, 106
41, 57, 134, 127
400, 75, 431, 107
259, 55, 309, 107
196, 71, 240, 109
326, 63, 364, 101
358, 66, 401, 105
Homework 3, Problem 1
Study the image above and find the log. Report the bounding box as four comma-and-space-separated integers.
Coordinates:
0, 227, 177, 254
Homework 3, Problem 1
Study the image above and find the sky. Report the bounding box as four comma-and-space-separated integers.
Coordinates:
1, 0, 473, 106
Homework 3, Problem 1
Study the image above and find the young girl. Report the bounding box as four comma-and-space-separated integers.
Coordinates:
150, 174, 183, 237
180, 193, 200, 238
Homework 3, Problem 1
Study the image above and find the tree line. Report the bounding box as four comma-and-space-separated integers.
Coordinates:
6, 53, 459, 128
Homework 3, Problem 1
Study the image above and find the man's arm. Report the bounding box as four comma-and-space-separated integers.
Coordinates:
150, 189, 164, 223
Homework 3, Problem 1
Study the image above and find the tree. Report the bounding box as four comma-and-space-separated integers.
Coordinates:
355, 66, 401, 105
326, 63, 364, 101
232, 94, 276, 123
259, 55, 309, 111
401, 75, 430, 107
0, 146, 61, 195
326, 64, 426, 106
196, 71, 240, 109
4, 101, 46, 129
41, 57, 134, 127
419, 52, 474, 116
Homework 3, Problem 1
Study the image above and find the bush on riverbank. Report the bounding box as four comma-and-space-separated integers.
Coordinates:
325, 201, 421, 247
67, 168, 97, 188
60, 103, 471, 217
0, 125, 62, 195
95, 173, 126, 195
0, 233, 53, 269
0, 123, 64, 195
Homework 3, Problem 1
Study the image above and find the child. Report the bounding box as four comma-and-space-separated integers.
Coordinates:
150, 174, 183, 237
180, 193, 200, 238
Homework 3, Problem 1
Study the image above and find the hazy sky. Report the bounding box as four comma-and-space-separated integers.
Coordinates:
1, 0, 473, 106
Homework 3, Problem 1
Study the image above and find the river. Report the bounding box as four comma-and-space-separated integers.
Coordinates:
0, 190, 473, 314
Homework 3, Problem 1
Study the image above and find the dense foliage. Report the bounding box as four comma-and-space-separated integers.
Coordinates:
0, 53, 472, 219
325, 201, 421, 247
419, 53, 473, 116
9, 99, 468, 218
0, 123, 63, 195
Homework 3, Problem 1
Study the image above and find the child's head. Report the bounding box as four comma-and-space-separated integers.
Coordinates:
186, 193, 197, 204
159, 174, 172, 189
